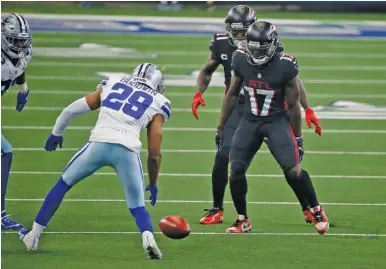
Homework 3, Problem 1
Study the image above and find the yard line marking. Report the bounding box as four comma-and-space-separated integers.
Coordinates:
7, 198, 386, 206
11, 148, 386, 156
31, 62, 386, 71
9, 171, 386, 179
2, 231, 386, 237
25, 90, 386, 99
25, 76, 386, 84
3, 126, 386, 134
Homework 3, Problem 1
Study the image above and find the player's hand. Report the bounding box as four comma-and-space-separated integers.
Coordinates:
45, 134, 64, 151
191, 92, 206, 120
305, 108, 322, 136
16, 89, 29, 112
216, 125, 224, 152
296, 136, 304, 162
145, 184, 158, 206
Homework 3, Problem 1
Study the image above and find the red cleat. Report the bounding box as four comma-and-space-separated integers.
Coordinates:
303, 209, 314, 224
199, 208, 224, 225
226, 217, 252, 233
310, 206, 329, 235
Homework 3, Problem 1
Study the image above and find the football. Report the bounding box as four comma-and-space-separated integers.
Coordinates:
159, 215, 190, 239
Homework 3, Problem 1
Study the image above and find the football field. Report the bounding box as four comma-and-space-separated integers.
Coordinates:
1, 32, 386, 269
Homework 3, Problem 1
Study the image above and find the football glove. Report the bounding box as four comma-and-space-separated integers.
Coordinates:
191, 92, 206, 120
145, 184, 158, 206
305, 108, 322, 136
16, 89, 29, 112
296, 136, 304, 162
45, 134, 63, 151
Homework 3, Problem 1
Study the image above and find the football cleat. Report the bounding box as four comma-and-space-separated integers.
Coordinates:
199, 208, 224, 225
303, 209, 314, 224
142, 231, 162, 260
226, 217, 252, 233
1, 214, 24, 230
19, 228, 40, 251
310, 206, 329, 235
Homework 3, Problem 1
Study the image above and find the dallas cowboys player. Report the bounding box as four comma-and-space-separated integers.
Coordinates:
19, 63, 171, 260
1, 13, 32, 230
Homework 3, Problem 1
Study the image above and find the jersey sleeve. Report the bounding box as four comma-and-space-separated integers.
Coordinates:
231, 49, 245, 79
25, 45, 32, 63
158, 97, 172, 122
209, 34, 220, 61
280, 54, 299, 83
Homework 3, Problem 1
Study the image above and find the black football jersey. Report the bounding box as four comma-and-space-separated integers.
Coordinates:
232, 50, 298, 120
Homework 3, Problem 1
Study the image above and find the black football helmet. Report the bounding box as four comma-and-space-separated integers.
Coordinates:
245, 21, 279, 65
225, 5, 256, 47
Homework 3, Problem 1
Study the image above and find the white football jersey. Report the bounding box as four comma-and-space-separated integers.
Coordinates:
1, 48, 32, 95
89, 76, 171, 153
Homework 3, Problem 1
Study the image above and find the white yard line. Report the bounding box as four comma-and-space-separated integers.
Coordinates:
31, 62, 386, 71
3, 126, 386, 134
7, 198, 386, 206
2, 230, 385, 237
25, 90, 386, 99
9, 171, 386, 179
11, 148, 386, 156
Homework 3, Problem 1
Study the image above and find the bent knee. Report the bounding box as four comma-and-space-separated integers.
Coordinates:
285, 164, 302, 178
230, 160, 247, 176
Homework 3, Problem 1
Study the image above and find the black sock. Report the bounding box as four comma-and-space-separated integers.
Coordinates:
229, 172, 248, 218
211, 153, 229, 209
284, 172, 309, 210
299, 169, 319, 207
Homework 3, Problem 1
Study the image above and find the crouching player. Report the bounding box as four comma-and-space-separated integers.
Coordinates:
19, 63, 171, 260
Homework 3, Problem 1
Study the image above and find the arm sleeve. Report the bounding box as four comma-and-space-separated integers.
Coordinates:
209, 34, 220, 61
282, 55, 299, 83
52, 97, 91, 135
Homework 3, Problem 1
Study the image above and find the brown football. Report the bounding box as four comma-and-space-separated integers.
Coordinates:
159, 215, 190, 239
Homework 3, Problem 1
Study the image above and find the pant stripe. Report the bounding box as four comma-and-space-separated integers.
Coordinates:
63, 142, 90, 173
288, 125, 299, 165
136, 153, 144, 186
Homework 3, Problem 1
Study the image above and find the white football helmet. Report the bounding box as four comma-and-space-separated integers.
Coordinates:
1, 13, 32, 59
132, 63, 165, 94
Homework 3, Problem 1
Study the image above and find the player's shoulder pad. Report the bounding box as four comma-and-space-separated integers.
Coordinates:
210, 32, 229, 52
279, 53, 298, 70
155, 94, 172, 122
232, 49, 246, 64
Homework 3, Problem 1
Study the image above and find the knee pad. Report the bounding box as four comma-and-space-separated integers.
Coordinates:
284, 164, 302, 179
230, 160, 247, 177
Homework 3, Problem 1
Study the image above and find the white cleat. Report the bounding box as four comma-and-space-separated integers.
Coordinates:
19, 229, 40, 251
142, 231, 162, 260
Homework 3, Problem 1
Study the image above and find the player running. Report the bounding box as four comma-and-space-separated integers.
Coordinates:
218, 21, 329, 234
192, 5, 322, 226
19, 63, 170, 259
1, 13, 32, 230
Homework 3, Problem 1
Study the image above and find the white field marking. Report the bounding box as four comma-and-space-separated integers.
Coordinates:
26, 90, 386, 99
3, 230, 385, 237
11, 148, 386, 156
25, 76, 386, 84
3, 126, 386, 134
7, 198, 386, 207
9, 171, 386, 179
31, 61, 386, 71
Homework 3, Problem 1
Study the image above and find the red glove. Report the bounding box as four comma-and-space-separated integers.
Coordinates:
305, 108, 322, 136
192, 92, 206, 120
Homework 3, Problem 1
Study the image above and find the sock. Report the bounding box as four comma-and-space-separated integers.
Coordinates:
211, 153, 229, 209
229, 173, 248, 218
299, 170, 319, 208
1, 152, 13, 212
31, 221, 45, 237
284, 172, 309, 210
35, 177, 71, 226
129, 207, 153, 233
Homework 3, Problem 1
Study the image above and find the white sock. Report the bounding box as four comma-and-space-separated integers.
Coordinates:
31, 221, 45, 237
238, 215, 245, 221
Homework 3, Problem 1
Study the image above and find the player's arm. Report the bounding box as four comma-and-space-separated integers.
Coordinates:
285, 76, 302, 138
15, 72, 30, 112
146, 114, 164, 186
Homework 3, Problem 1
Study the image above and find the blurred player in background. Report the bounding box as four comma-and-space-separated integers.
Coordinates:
218, 21, 328, 234
1, 13, 32, 230
192, 5, 322, 226
19, 63, 171, 260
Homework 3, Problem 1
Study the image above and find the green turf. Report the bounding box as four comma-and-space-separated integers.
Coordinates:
3, 2, 386, 20
2, 29, 386, 269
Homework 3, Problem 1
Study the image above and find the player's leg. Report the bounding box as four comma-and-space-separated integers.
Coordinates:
200, 103, 243, 225
267, 119, 329, 234
114, 145, 161, 260
20, 142, 109, 251
226, 119, 264, 233
1, 135, 24, 230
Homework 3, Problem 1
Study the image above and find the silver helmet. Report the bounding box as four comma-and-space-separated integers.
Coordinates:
132, 63, 165, 94
1, 13, 32, 59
